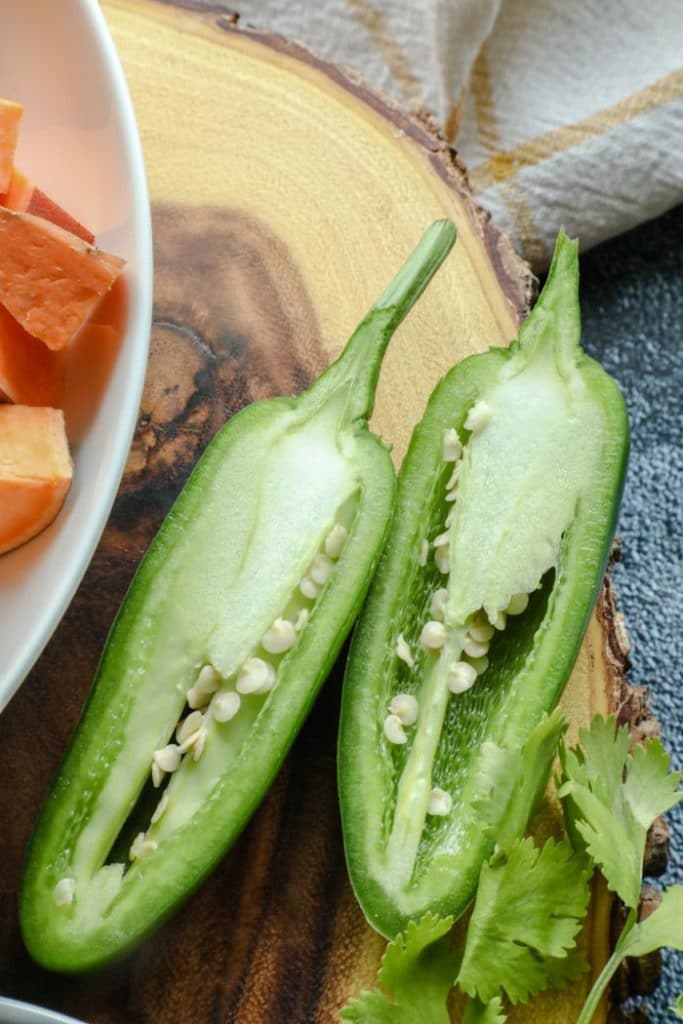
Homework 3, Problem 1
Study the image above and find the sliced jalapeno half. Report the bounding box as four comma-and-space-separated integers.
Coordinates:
20, 221, 456, 971
338, 230, 629, 938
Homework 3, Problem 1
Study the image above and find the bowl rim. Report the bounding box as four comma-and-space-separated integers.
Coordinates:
0, 997, 86, 1024
0, 0, 153, 713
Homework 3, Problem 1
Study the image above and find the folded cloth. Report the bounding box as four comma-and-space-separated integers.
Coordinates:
229, 0, 683, 270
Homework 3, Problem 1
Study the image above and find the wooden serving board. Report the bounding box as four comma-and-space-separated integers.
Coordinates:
0, 2, 644, 1021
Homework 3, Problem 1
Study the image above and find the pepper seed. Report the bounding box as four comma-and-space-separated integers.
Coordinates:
446, 465, 460, 491
435, 544, 450, 575
153, 744, 181, 773
383, 714, 407, 745
442, 428, 462, 462
430, 588, 449, 620
469, 614, 495, 643
447, 661, 477, 694
463, 635, 489, 659
507, 592, 530, 615
389, 693, 419, 727
309, 552, 334, 586
186, 684, 210, 710
195, 664, 220, 696
176, 710, 204, 746
237, 656, 276, 695
427, 788, 453, 816
420, 620, 447, 650
262, 618, 297, 654
396, 633, 415, 667
53, 877, 76, 906
192, 726, 208, 761
325, 523, 348, 559
187, 664, 220, 710
178, 728, 203, 754
213, 690, 241, 722
299, 576, 321, 600
294, 608, 309, 632
489, 609, 507, 631
464, 400, 492, 432
130, 832, 157, 861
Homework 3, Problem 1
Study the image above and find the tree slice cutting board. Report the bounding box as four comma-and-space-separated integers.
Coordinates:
0, 1, 641, 1021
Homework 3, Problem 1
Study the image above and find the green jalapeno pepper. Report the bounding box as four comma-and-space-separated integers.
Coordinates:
338, 230, 629, 938
20, 220, 456, 972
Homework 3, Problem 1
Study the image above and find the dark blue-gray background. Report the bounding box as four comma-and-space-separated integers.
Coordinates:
577, 204, 682, 1017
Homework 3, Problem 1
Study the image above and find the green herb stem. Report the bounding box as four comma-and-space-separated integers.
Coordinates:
576, 906, 638, 1024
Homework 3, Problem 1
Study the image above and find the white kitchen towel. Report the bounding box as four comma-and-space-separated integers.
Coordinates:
228, 0, 683, 270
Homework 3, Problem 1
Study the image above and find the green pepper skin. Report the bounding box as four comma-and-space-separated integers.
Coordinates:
338, 231, 629, 939
20, 222, 456, 972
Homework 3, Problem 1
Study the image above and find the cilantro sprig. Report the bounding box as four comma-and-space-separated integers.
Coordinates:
338, 714, 683, 1024
456, 712, 589, 1007
558, 714, 682, 908
559, 715, 683, 1023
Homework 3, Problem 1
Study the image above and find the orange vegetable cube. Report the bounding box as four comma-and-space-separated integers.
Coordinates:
0, 167, 32, 210
0, 207, 125, 350
0, 99, 22, 193
0, 405, 72, 555
0, 304, 64, 406
0, 168, 95, 244
61, 321, 119, 442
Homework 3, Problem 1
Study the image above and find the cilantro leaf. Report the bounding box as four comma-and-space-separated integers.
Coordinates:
339, 990, 402, 1023
339, 914, 458, 1023
473, 708, 567, 853
671, 993, 683, 1019
558, 716, 683, 909
457, 836, 590, 1004
563, 781, 643, 909
379, 913, 456, 1004
624, 740, 682, 828
462, 996, 507, 1023
616, 885, 683, 959
564, 713, 630, 801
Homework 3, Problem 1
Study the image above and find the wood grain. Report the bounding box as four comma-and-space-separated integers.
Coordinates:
0, 2, 649, 1021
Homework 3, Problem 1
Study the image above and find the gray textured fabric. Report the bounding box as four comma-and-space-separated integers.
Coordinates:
578, 204, 682, 1017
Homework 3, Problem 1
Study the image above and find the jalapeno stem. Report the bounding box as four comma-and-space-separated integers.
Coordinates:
324, 220, 456, 422
385, 627, 466, 885
513, 230, 580, 379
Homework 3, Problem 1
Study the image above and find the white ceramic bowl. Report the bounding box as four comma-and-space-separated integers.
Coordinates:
0, 998, 85, 1024
0, 0, 153, 712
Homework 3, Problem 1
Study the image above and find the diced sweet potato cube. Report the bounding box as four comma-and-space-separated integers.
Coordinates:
0, 168, 95, 244
0, 99, 22, 193
0, 207, 125, 349
0, 303, 65, 406
62, 322, 119, 441
0, 406, 72, 555
0, 167, 33, 210
25, 187, 95, 245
